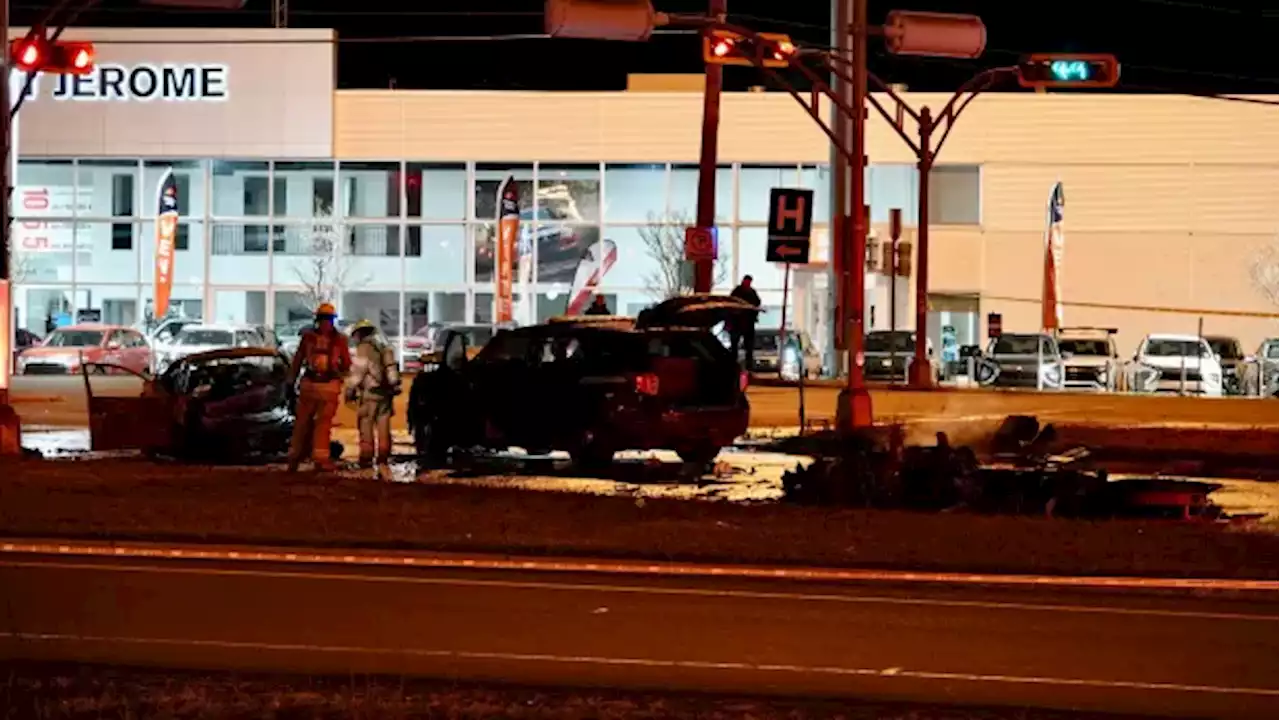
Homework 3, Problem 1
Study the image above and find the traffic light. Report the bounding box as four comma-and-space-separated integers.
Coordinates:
703, 29, 796, 68
10, 37, 95, 75
1016, 54, 1120, 89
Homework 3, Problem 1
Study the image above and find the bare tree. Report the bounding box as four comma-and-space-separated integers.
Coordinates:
9, 252, 34, 284
1249, 242, 1278, 306
639, 211, 730, 300
291, 200, 363, 312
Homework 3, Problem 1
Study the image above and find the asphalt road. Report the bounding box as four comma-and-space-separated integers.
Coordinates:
0, 550, 1275, 718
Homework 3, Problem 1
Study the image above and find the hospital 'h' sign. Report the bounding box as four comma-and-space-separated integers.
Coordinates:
765, 187, 814, 264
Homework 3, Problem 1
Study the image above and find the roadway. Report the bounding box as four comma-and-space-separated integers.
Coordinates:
0, 546, 1275, 718
9, 374, 1280, 431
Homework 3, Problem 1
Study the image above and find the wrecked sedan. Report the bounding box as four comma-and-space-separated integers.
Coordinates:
407, 294, 754, 471
85, 347, 331, 461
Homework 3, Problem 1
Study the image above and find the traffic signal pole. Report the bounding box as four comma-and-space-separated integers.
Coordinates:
692, 0, 725, 294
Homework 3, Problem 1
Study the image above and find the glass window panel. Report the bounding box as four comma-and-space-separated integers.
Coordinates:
537, 164, 600, 223
342, 291, 401, 340
140, 221, 206, 287
798, 165, 832, 225
76, 160, 137, 219
72, 284, 141, 328
604, 164, 666, 222
473, 291, 528, 326
929, 165, 980, 225
16, 286, 74, 335
72, 221, 138, 283
211, 160, 269, 217
734, 227, 786, 291
209, 223, 270, 285
212, 289, 267, 325
407, 162, 465, 220
738, 165, 800, 223
345, 225, 402, 289
16, 160, 77, 218
669, 164, 733, 223
143, 160, 207, 219
535, 223, 600, 285
868, 164, 917, 224
599, 225, 664, 292
274, 161, 336, 218
474, 163, 533, 220
11, 240, 72, 284
473, 221, 531, 285
538, 291, 617, 321
273, 290, 314, 329
346, 223, 401, 257
339, 161, 401, 218
404, 292, 467, 335
406, 225, 466, 285
140, 284, 204, 327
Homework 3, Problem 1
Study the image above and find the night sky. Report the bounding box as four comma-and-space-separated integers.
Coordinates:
11, 0, 1277, 95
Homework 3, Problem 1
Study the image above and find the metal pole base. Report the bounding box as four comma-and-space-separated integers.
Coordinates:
836, 386, 874, 433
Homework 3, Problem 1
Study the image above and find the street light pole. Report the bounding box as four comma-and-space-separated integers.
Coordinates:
692, 0, 725, 294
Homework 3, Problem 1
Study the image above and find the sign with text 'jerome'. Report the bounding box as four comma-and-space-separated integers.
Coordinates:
766, 187, 814, 264
18, 63, 229, 102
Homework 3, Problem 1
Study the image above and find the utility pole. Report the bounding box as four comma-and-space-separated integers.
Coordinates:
692, 0, 724, 294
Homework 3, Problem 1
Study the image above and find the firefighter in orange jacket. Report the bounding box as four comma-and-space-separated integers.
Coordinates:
286, 302, 352, 472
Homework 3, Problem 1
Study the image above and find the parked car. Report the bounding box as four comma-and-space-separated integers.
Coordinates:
146, 316, 204, 370
863, 330, 939, 383
980, 332, 1065, 390
1132, 334, 1223, 396
13, 328, 41, 368
403, 323, 497, 373
83, 347, 339, 461
406, 294, 753, 471
741, 329, 823, 380
156, 323, 269, 373
17, 323, 151, 376
1204, 335, 1246, 395
1056, 327, 1122, 392
1239, 338, 1279, 397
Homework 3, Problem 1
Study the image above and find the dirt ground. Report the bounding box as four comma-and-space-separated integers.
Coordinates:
1, 459, 1273, 579
1, 663, 1152, 720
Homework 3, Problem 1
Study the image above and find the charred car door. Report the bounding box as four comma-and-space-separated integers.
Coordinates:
81, 362, 175, 453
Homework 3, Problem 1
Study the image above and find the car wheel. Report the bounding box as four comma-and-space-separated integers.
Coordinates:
413, 417, 449, 468
677, 444, 721, 472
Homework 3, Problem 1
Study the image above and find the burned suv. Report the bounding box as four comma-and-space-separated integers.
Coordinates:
407, 295, 753, 471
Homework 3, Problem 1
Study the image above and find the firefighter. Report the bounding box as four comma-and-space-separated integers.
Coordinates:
584, 294, 611, 316
286, 302, 351, 472
344, 319, 401, 469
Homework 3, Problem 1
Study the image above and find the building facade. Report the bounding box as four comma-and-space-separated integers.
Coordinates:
10, 27, 1278, 362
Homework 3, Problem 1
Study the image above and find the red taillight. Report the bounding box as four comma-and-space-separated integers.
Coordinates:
634, 372, 660, 396
739, 370, 750, 391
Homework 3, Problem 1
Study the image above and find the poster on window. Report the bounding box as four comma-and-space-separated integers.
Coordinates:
566, 239, 618, 316
13, 186, 92, 253
153, 168, 181, 319
494, 176, 520, 325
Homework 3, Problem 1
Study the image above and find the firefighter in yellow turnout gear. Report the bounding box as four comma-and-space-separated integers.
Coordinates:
286, 302, 351, 472
344, 319, 401, 468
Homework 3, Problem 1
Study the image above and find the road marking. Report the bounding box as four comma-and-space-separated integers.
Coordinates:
0, 632, 1274, 697
1, 559, 1274, 621
0, 539, 1274, 593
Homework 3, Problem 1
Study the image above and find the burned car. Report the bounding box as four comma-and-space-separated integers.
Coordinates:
407, 294, 753, 471
84, 347, 334, 462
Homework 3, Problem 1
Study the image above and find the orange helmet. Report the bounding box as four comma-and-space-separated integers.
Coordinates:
315, 302, 337, 318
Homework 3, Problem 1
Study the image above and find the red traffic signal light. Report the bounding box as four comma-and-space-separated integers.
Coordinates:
1016, 54, 1120, 89
702, 29, 796, 68
9, 38, 96, 76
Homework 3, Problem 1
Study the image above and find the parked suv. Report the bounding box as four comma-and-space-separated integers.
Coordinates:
1056, 327, 1121, 392
1132, 334, 1223, 396
863, 330, 938, 383
157, 323, 269, 373
980, 332, 1064, 390
407, 294, 753, 471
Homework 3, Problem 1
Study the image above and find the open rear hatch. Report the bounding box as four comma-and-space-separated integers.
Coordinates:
635, 293, 760, 331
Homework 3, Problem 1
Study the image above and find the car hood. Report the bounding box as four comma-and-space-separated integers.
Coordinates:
635, 294, 759, 330
1140, 355, 1222, 372
169, 344, 233, 356
20, 346, 99, 359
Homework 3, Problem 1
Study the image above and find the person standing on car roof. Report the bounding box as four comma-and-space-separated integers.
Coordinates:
729, 275, 762, 370
584, 294, 612, 316
344, 319, 401, 470
286, 302, 351, 472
